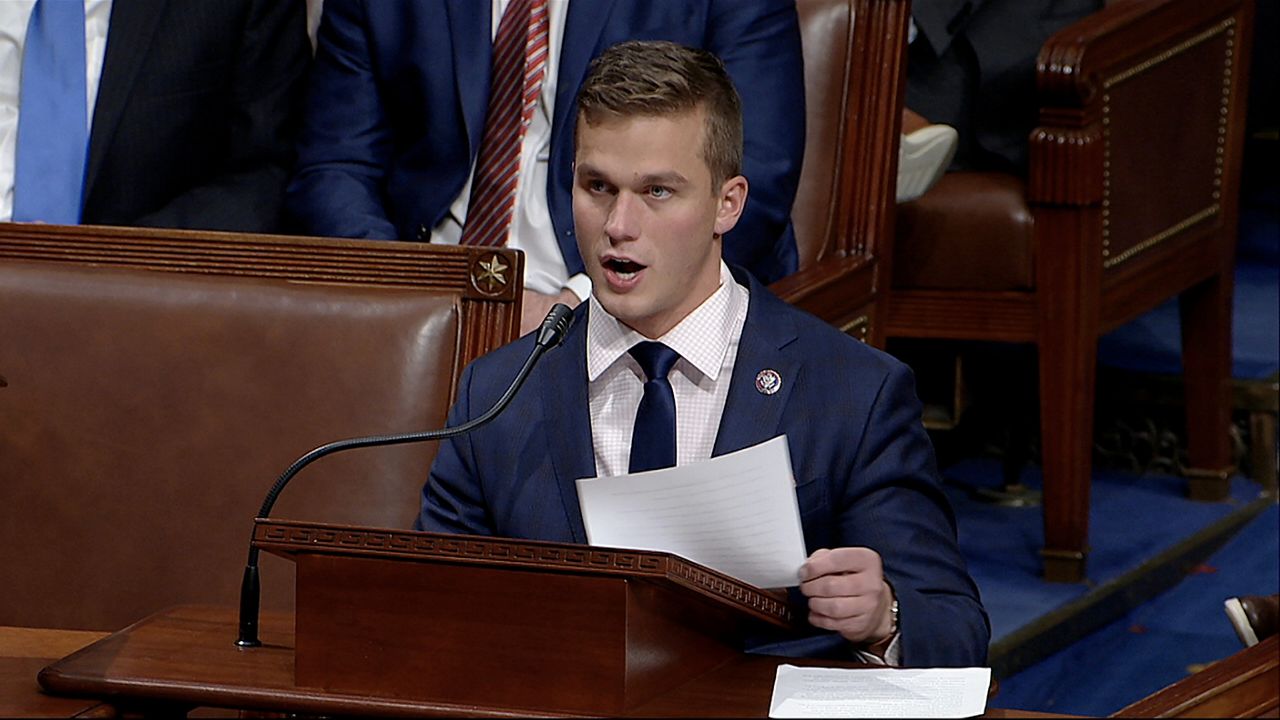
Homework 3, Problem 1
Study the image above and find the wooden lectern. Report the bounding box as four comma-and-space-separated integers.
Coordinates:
252, 519, 794, 715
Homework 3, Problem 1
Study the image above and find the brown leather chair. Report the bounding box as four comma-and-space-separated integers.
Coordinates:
770, 0, 911, 345
884, 0, 1255, 580
0, 224, 521, 630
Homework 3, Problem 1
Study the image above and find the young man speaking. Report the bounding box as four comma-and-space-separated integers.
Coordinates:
417, 41, 988, 668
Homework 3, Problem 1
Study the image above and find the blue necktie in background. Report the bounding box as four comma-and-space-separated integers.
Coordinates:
13, 0, 88, 224
628, 342, 682, 473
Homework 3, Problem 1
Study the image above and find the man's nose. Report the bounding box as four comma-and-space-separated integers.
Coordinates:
604, 192, 641, 243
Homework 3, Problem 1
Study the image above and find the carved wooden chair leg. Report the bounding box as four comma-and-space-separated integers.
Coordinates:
1181, 272, 1238, 500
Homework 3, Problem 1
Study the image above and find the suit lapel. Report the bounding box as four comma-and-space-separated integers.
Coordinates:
84, 0, 169, 204
552, 0, 617, 153
540, 304, 595, 542
444, 0, 491, 158
712, 279, 802, 457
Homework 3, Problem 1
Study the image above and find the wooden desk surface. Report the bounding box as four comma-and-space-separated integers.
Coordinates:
25, 605, 1056, 718
1115, 634, 1279, 718
15, 608, 1272, 718
0, 626, 110, 718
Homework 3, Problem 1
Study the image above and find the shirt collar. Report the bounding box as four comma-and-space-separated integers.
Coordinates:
586, 262, 745, 382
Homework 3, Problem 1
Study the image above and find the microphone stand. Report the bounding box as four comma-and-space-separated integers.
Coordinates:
236, 304, 574, 647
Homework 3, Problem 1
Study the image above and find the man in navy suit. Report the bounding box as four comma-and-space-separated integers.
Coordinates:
285, 0, 803, 335
417, 41, 988, 668
907, 0, 1103, 173
1, 0, 310, 232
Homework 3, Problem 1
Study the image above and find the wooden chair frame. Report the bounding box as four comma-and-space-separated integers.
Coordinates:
884, 0, 1255, 580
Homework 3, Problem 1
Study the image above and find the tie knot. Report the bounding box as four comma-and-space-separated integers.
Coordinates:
629, 342, 681, 382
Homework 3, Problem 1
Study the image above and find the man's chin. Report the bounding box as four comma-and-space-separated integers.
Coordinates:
594, 291, 635, 320
595, 294, 660, 337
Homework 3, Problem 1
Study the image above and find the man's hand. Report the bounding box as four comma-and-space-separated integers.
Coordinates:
520, 288, 581, 335
799, 547, 897, 647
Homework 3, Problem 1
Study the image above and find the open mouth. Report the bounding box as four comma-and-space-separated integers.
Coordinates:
602, 257, 646, 281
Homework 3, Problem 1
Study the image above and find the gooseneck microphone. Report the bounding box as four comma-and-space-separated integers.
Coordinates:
236, 304, 575, 647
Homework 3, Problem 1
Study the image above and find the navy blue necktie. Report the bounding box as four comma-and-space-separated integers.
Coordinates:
13, 0, 88, 224
628, 342, 681, 473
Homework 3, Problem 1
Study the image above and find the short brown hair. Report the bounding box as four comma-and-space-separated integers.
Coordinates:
575, 40, 743, 189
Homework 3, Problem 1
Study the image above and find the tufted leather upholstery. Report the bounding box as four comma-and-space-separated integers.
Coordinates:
0, 225, 520, 630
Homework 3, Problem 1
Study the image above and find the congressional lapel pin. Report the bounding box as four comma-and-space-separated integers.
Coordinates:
755, 368, 782, 395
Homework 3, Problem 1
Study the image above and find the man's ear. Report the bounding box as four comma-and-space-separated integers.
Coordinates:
713, 175, 748, 236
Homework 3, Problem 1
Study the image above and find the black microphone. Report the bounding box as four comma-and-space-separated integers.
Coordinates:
236, 303, 575, 647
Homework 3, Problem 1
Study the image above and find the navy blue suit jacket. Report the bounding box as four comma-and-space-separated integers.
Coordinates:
285, 0, 803, 284
418, 271, 990, 668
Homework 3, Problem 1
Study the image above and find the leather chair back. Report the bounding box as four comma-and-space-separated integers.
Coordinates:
793, 0, 853, 269
0, 225, 520, 630
775, 0, 909, 344
792, 0, 906, 271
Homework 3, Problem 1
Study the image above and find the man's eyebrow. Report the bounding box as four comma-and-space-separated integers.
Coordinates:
638, 171, 689, 187
575, 165, 690, 188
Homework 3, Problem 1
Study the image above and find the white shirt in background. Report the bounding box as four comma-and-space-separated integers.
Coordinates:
429, 0, 591, 301
0, 0, 112, 222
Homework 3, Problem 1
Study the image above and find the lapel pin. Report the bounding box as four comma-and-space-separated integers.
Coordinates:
755, 369, 782, 395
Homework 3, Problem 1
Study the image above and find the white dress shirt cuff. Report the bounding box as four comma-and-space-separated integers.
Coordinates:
854, 634, 902, 666
563, 273, 593, 303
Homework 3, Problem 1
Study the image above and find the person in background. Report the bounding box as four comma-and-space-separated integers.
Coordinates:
417, 40, 989, 668
286, 0, 804, 335
1, 0, 311, 232
896, 0, 1103, 201
0, 0, 309, 229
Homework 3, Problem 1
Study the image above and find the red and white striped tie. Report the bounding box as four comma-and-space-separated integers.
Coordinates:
460, 0, 550, 247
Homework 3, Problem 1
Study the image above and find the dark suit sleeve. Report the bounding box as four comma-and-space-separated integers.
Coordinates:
748, 358, 989, 667
842, 362, 990, 667
708, 0, 804, 281
284, 0, 400, 239
129, 0, 310, 232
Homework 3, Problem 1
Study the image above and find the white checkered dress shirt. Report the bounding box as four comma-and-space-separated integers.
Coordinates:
586, 262, 748, 478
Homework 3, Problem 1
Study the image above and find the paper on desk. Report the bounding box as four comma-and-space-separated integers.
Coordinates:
769, 664, 992, 719
575, 435, 808, 589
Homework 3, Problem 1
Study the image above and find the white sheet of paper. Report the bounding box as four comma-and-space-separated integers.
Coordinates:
575, 435, 808, 589
768, 665, 992, 719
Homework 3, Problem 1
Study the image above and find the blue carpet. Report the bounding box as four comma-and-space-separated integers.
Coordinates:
986, 502, 1279, 716
947, 151, 1279, 717
945, 460, 1266, 643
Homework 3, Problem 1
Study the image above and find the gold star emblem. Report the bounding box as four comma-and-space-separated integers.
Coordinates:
474, 254, 509, 294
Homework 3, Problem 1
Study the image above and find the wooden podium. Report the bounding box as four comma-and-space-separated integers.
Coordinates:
253, 519, 793, 715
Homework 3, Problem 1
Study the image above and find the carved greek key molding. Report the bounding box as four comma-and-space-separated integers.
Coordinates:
256, 521, 792, 625
668, 560, 793, 619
